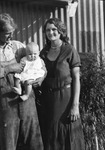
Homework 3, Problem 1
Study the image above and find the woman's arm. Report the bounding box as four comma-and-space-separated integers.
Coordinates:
70, 66, 80, 121
0, 58, 17, 67
0, 59, 18, 78
0, 61, 25, 79
0, 42, 26, 78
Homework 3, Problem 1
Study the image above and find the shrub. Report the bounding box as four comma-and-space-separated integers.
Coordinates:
79, 53, 105, 150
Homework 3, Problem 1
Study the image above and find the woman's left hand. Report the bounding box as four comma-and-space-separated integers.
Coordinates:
70, 104, 80, 122
28, 77, 44, 88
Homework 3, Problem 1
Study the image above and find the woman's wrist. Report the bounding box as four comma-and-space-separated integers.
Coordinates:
5, 64, 14, 75
4, 66, 9, 75
72, 103, 79, 106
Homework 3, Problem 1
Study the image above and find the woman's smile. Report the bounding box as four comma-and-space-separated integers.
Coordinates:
46, 23, 60, 41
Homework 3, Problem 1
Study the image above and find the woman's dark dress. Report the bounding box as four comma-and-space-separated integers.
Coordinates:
38, 43, 85, 150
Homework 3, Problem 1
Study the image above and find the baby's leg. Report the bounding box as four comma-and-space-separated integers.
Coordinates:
12, 78, 22, 95
20, 80, 33, 101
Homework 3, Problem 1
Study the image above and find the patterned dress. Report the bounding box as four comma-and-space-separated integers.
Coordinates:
37, 42, 85, 150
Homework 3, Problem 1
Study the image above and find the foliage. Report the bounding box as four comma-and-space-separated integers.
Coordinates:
79, 53, 105, 150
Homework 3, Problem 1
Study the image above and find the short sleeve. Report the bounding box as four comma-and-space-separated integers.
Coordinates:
68, 46, 81, 69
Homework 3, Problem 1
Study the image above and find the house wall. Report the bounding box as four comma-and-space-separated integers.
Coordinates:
68, 0, 104, 55
0, 1, 67, 50
0, 0, 104, 55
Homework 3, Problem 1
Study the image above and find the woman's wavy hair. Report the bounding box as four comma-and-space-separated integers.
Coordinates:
0, 13, 17, 32
43, 18, 69, 46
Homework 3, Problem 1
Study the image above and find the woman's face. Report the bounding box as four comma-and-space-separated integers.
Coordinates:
0, 23, 14, 45
45, 23, 61, 41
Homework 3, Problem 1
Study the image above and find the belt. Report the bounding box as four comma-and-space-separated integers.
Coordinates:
45, 84, 71, 92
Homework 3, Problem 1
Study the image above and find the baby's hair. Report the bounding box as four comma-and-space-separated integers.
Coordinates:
26, 42, 39, 54
27, 42, 39, 50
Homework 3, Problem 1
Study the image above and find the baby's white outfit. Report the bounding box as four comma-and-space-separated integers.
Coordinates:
15, 56, 45, 82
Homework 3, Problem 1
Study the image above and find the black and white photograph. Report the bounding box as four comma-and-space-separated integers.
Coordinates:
0, 0, 105, 150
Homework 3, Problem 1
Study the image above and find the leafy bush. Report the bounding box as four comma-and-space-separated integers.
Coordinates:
79, 53, 105, 150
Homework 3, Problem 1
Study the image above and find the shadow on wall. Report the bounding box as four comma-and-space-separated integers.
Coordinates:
14, 4, 51, 48
0, 1, 51, 49
81, 31, 101, 53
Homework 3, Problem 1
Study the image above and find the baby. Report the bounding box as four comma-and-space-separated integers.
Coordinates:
13, 42, 46, 101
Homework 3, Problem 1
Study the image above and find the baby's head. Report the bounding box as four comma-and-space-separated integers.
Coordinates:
26, 42, 39, 61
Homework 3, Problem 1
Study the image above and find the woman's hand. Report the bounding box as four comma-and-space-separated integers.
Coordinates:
5, 62, 25, 74
70, 104, 80, 122
28, 77, 45, 88
14, 62, 25, 73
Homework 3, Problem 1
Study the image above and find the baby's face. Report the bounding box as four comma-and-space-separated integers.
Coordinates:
26, 48, 39, 61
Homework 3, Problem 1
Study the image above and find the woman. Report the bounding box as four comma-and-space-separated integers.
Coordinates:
37, 18, 85, 150
0, 13, 44, 150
